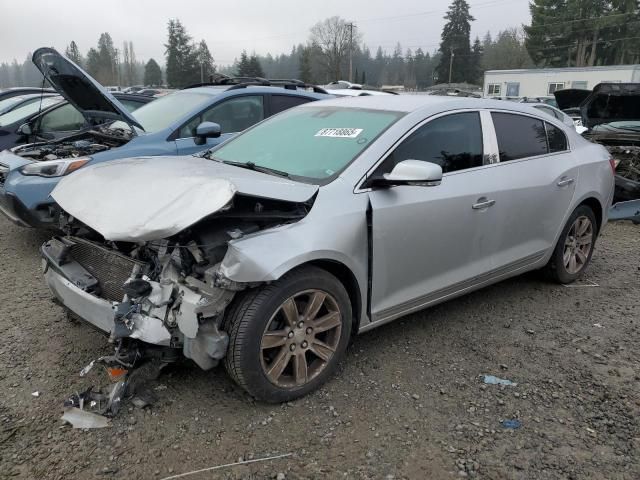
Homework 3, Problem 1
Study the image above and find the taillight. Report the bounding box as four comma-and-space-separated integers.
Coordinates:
609, 157, 617, 173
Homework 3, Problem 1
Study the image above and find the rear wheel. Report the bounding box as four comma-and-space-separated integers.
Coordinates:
224, 266, 352, 403
545, 205, 597, 283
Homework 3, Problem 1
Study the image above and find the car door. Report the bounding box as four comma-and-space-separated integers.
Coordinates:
367, 111, 502, 322
174, 95, 265, 155
486, 111, 578, 272
32, 103, 88, 141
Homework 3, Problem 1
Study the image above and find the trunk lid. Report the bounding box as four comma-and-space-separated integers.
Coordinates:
32, 48, 144, 131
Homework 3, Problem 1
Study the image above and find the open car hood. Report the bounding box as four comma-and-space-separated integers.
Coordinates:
51, 156, 319, 242
580, 83, 640, 129
32, 47, 144, 131
553, 89, 591, 111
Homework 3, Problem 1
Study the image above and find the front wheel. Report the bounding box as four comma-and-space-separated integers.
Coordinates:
224, 266, 352, 403
545, 205, 598, 284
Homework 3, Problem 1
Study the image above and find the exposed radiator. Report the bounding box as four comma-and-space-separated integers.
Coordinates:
69, 237, 144, 302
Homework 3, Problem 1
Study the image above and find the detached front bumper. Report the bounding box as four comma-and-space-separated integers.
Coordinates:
41, 237, 232, 369
42, 238, 172, 346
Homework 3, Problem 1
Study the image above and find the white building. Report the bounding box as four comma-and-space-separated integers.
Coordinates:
483, 65, 640, 99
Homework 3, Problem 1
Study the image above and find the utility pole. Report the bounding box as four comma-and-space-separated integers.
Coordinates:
448, 47, 454, 85
348, 22, 355, 83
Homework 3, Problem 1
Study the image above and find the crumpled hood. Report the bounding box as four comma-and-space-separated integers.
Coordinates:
580, 83, 640, 128
32, 47, 144, 131
51, 156, 319, 242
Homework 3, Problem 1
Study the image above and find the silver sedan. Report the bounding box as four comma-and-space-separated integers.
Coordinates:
43, 96, 615, 402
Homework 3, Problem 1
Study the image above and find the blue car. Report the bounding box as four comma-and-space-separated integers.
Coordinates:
0, 48, 331, 228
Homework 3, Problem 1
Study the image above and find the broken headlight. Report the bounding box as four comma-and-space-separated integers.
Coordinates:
20, 157, 91, 177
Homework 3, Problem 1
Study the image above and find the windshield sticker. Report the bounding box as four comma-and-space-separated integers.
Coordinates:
315, 128, 363, 138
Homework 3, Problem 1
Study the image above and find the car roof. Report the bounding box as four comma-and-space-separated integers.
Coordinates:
330, 89, 394, 97
300, 94, 556, 116
182, 85, 331, 100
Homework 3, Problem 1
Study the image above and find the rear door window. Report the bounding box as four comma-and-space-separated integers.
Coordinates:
270, 95, 312, 115
491, 112, 548, 161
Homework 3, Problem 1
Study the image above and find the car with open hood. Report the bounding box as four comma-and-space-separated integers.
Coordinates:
0, 92, 153, 152
0, 48, 331, 228
41, 95, 614, 402
554, 88, 591, 125
575, 83, 640, 202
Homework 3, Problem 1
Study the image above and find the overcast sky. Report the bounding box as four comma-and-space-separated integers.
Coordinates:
0, 0, 530, 65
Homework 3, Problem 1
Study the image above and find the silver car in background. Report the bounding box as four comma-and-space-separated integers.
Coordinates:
42, 96, 615, 402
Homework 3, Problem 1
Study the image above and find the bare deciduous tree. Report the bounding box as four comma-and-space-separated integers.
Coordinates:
309, 16, 360, 82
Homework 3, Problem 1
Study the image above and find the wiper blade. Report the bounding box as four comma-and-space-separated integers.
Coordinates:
221, 160, 290, 178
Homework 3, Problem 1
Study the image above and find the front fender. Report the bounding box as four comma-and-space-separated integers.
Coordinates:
218, 185, 371, 327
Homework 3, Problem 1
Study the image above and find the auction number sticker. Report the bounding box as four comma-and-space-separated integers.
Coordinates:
315, 128, 363, 138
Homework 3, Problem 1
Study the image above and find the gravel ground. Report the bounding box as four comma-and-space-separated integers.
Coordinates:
0, 215, 638, 480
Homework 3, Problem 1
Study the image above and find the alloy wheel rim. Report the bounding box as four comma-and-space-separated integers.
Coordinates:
260, 289, 342, 388
563, 215, 593, 275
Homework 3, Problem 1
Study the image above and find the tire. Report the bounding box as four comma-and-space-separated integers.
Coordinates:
545, 205, 598, 284
223, 266, 352, 403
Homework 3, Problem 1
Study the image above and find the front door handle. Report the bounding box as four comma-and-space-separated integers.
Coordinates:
472, 199, 496, 210
557, 178, 575, 187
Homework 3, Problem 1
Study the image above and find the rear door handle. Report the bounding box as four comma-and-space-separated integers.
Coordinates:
557, 178, 575, 187
472, 199, 496, 210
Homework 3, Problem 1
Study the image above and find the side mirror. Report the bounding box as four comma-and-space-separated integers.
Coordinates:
194, 121, 221, 145
371, 160, 443, 187
17, 123, 32, 136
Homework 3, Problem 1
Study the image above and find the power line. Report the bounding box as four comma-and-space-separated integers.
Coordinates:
533, 34, 640, 52
525, 11, 639, 31
359, 0, 520, 24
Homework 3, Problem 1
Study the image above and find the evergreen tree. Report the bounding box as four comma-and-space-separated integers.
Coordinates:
65, 41, 83, 66
144, 58, 162, 86
361, 70, 366, 85
435, 0, 475, 83
85, 48, 100, 80
97, 32, 118, 85
524, 0, 640, 67
236, 50, 251, 76
483, 28, 533, 70
197, 40, 215, 82
164, 19, 199, 87
248, 54, 265, 77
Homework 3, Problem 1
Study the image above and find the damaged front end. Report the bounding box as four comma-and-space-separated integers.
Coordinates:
42, 193, 312, 370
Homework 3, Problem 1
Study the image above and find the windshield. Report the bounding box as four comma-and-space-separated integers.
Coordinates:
0, 96, 62, 127
110, 92, 213, 133
211, 106, 403, 182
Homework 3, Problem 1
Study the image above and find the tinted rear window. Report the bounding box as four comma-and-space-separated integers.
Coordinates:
270, 95, 312, 115
492, 112, 548, 161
